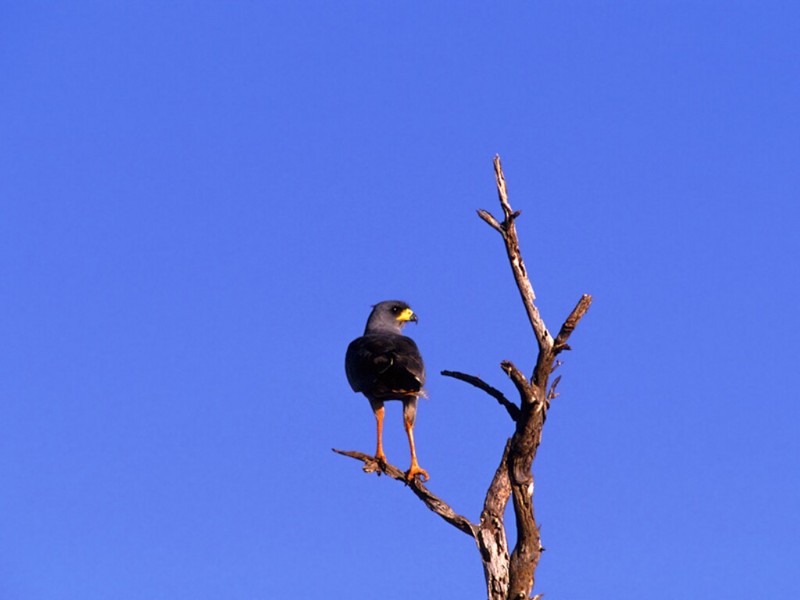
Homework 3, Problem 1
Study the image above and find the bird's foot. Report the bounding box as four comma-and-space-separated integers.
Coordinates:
374, 452, 388, 470
405, 464, 429, 483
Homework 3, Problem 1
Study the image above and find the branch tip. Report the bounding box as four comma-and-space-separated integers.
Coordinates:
501, 360, 533, 403
554, 294, 592, 354
477, 209, 504, 234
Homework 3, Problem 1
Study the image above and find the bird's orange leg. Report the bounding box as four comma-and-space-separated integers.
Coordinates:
374, 405, 388, 466
404, 417, 429, 482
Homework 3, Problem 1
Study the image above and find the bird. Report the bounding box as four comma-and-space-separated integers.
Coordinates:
345, 300, 428, 482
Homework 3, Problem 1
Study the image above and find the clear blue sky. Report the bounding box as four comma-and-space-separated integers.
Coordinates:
2, 3, 799, 599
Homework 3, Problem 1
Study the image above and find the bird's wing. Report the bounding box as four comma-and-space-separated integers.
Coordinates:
345, 333, 425, 396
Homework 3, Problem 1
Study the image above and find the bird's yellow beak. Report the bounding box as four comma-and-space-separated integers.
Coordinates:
396, 308, 418, 323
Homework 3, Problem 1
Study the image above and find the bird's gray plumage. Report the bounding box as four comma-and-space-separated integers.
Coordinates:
345, 300, 425, 399
344, 300, 429, 481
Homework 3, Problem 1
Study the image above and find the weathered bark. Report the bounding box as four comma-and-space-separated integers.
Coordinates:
331, 448, 476, 537
336, 155, 591, 599
476, 440, 512, 600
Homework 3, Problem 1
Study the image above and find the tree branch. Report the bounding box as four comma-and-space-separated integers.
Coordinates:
441, 370, 520, 421
476, 440, 513, 600
332, 449, 476, 537
478, 156, 552, 355
553, 293, 593, 355
501, 360, 534, 404
477, 209, 504, 234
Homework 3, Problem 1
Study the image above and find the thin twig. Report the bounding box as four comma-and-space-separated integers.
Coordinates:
546, 375, 562, 402
441, 370, 520, 421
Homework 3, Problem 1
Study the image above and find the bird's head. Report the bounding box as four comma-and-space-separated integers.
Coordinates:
364, 300, 418, 334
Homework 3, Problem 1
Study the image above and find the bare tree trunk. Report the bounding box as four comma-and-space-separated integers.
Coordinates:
335, 155, 592, 599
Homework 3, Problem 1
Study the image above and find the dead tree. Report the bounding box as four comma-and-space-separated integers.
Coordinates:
335, 155, 592, 600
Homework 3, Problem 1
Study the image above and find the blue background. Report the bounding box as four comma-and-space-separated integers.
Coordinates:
2, 3, 799, 598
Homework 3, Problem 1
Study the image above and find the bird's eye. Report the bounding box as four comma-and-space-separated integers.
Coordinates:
391, 306, 399, 313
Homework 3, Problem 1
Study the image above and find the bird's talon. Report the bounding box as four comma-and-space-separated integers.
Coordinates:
405, 466, 429, 482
